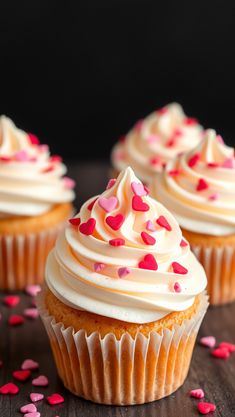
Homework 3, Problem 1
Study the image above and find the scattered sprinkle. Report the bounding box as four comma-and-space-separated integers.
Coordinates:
222, 158, 235, 169
20, 403, 37, 413
24, 308, 39, 320
13, 370, 31, 382
30, 393, 44, 402
0, 382, 19, 394
184, 117, 198, 126
3, 295, 20, 307
8, 314, 24, 326
32, 375, 49, 387
197, 401, 216, 414
94, 263, 105, 272
211, 347, 230, 359
150, 156, 161, 166
190, 388, 205, 399
50, 155, 62, 163
188, 153, 200, 168
28, 133, 40, 145
146, 220, 155, 231
207, 162, 219, 168
63, 177, 75, 189
173, 282, 182, 293
25, 285, 41, 297
219, 341, 235, 352
98, 196, 118, 213
180, 239, 188, 247
200, 336, 216, 348
41, 165, 54, 173
47, 393, 64, 405
168, 169, 181, 176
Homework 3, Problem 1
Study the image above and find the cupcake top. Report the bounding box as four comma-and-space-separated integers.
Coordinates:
46, 166, 207, 324
0, 116, 75, 217
111, 103, 203, 184
152, 129, 235, 236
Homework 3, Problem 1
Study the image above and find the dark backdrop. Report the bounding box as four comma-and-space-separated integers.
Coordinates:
0, 1, 234, 159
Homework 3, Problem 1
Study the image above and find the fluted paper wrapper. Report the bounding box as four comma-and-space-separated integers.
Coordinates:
37, 290, 208, 405
192, 243, 235, 305
0, 223, 65, 291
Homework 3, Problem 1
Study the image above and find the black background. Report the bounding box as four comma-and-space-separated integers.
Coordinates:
0, 1, 234, 159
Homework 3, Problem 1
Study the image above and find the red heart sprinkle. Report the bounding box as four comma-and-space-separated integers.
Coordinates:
168, 169, 181, 176
8, 314, 24, 326
50, 155, 62, 163
173, 282, 182, 292
87, 197, 98, 211
196, 178, 209, 192
156, 215, 172, 231
158, 106, 168, 115
138, 254, 158, 271
172, 262, 188, 275
41, 165, 54, 173
109, 238, 125, 247
184, 117, 198, 126
211, 347, 230, 359
207, 162, 219, 168
106, 214, 125, 230
180, 239, 188, 247
28, 133, 40, 145
0, 382, 19, 395
79, 218, 96, 235
165, 138, 176, 148
188, 153, 200, 167
150, 156, 161, 166
190, 388, 205, 399
13, 369, 31, 382
3, 295, 20, 307
106, 178, 116, 190
47, 393, 64, 405
219, 341, 235, 352
69, 217, 81, 226
132, 196, 149, 212
141, 231, 156, 245
197, 402, 216, 414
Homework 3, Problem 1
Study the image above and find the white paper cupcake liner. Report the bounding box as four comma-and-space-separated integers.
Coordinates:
192, 243, 235, 305
0, 222, 64, 291
37, 289, 208, 405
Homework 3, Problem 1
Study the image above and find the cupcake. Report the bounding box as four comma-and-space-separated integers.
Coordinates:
111, 103, 203, 185
0, 116, 75, 290
37, 166, 208, 405
151, 129, 235, 305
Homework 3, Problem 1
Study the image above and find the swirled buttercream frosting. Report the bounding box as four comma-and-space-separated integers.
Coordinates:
46, 166, 207, 323
152, 129, 235, 236
0, 116, 75, 217
111, 103, 203, 184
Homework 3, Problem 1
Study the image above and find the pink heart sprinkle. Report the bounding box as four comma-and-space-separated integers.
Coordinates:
180, 239, 188, 247
30, 393, 44, 402
208, 193, 219, 201
146, 134, 160, 143
32, 375, 48, 387
146, 220, 155, 231
14, 150, 29, 161
173, 282, 182, 293
24, 308, 39, 320
63, 177, 75, 189
20, 403, 37, 413
24, 413, 40, 417
118, 267, 131, 278
22, 359, 39, 371
106, 178, 116, 190
190, 388, 204, 399
94, 263, 105, 272
131, 181, 147, 196
217, 134, 224, 144
98, 196, 118, 213
25, 285, 41, 297
200, 336, 216, 348
222, 158, 235, 169
197, 401, 216, 414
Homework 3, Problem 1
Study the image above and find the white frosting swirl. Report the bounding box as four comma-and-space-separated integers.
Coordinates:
111, 103, 203, 184
152, 129, 235, 236
0, 116, 75, 217
46, 167, 207, 323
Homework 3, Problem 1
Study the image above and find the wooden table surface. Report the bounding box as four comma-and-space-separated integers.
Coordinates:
0, 161, 235, 417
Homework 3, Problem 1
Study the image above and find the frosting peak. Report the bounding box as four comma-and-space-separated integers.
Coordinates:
111, 103, 203, 184
0, 116, 75, 217
46, 167, 207, 323
152, 129, 235, 235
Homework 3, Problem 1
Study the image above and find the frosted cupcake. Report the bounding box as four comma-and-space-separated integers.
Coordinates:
38, 166, 207, 405
111, 103, 203, 185
0, 116, 75, 290
151, 129, 235, 305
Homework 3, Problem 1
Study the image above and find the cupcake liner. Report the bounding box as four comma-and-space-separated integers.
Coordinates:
0, 223, 65, 291
37, 290, 208, 405
192, 243, 235, 305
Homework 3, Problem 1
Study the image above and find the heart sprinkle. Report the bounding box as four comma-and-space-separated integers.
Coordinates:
109, 238, 125, 247
138, 254, 158, 271
21, 359, 39, 371
8, 314, 24, 326
69, 217, 81, 226
172, 262, 188, 275
219, 341, 235, 352
131, 181, 148, 196
87, 197, 98, 211
106, 214, 125, 230
63, 177, 75, 189
0, 382, 19, 394
13, 370, 31, 382
20, 403, 37, 413
132, 196, 149, 212
25, 285, 41, 297
197, 402, 216, 414
168, 169, 181, 176
118, 267, 131, 278
196, 178, 209, 192
94, 263, 105, 272
190, 388, 205, 399
28, 133, 40, 145
211, 347, 230, 359
146, 220, 155, 231
200, 336, 216, 348
32, 375, 49, 387
173, 282, 182, 293
180, 239, 188, 247
222, 158, 235, 169
150, 156, 161, 166
79, 218, 96, 235
188, 153, 200, 167
30, 393, 44, 402
184, 117, 198, 126
47, 393, 64, 405
3, 295, 20, 307
141, 231, 156, 245
156, 215, 172, 231
98, 196, 118, 212
24, 308, 39, 320
106, 178, 116, 190
24, 412, 40, 417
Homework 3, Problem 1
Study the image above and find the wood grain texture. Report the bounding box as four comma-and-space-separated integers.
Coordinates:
0, 161, 235, 416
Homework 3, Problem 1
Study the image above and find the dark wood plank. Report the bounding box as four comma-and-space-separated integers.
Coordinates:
0, 162, 235, 416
